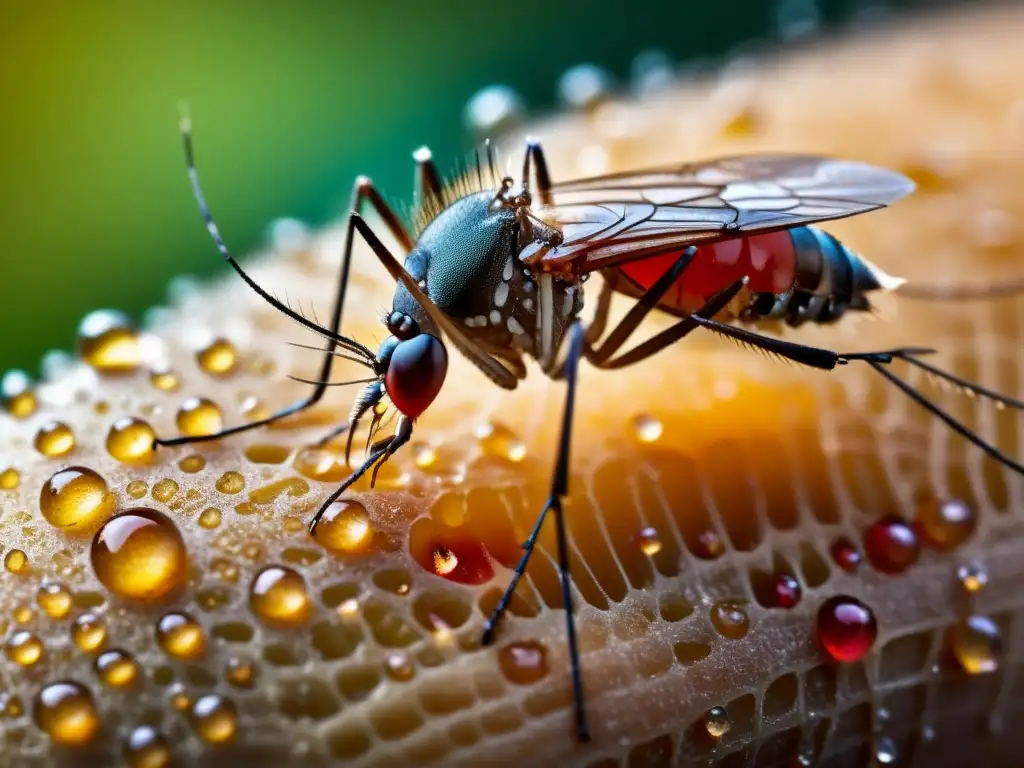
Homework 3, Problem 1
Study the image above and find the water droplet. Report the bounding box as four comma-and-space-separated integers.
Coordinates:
475, 422, 526, 462
770, 573, 802, 609
149, 365, 180, 392
637, 526, 663, 556
90, 508, 188, 601
432, 544, 459, 576
178, 455, 206, 474
0, 467, 19, 490
631, 413, 663, 443
40, 467, 115, 531
916, 497, 976, 550
95, 649, 139, 687
106, 418, 155, 464
704, 706, 731, 739
864, 515, 920, 574
33, 681, 101, 746
197, 337, 238, 377
250, 566, 311, 627
37, 582, 72, 619
34, 421, 76, 457
817, 595, 878, 662
557, 63, 615, 111
244, 444, 291, 464
216, 471, 245, 494
152, 479, 179, 504
72, 613, 107, 652
385, 651, 415, 682
240, 395, 270, 421
176, 397, 224, 437
1, 369, 38, 418
156, 612, 206, 659
314, 500, 374, 555
126, 480, 148, 499
5, 631, 44, 666
198, 507, 222, 530
710, 602, 749, 639
876, 736, 897, 765
225, 658, 255, 688
293, 448, 348, 482
191, 694, 237, 744
829, 536, 862, 572
947, 616, 1001, 674
464, 84, 524, 138
124, 725, 172, 768
4, 549, 28, 574
77, 309, 140, 374
498, 640, 549, 685
694, 530, 725, 559
957, 562, 988, 593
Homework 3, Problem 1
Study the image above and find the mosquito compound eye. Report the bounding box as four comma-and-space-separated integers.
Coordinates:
387, 312, 419, 340
384, 334, 447, 419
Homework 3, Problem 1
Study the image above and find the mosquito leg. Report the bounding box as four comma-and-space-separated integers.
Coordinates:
585, 276, 614, 345
521, 140, 553, 205
413, 146, 444, 215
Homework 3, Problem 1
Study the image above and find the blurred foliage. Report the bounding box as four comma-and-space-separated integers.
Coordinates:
1, 0, 923, 373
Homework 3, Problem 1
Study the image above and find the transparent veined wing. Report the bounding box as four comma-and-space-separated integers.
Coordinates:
519, 155, 914, 273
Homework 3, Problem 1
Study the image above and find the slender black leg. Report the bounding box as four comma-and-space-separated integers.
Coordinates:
585, 277, 614, 345
521, 140, 553, 205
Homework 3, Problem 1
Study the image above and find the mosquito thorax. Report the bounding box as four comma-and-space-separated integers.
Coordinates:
376, 313, 448, 420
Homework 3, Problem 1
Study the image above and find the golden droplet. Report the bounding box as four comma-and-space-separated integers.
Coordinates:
156, 612, 206, 659
475, 421, 526, 462
413, 443, 438, 469
106, 418, 156, 464
126, 480, 149, 499
39, 467, 115, 531
947, 616, 1002, 675
1, 370, 38, 419
124, 725, 172, 768
34, 421, 76, 458
314, 500, 375, 555
710, 602, 750, 640
250, 566, 311, 627
958, 562, 988, 594
191, 694, 237, 744
337, 598, 360, 619
4, 549, 28, 574
385, 651, 415, 682
244, 444, 291, 464
169, 685, 191, 712
5, 631, 44, 666
178, 455, 206, 474
197, 337, 239, 377
198, 507, 222, 530
3, 695, 24, 718
151, 478, 179, 504
704, 706, 731, 739
13, 604, 32, 623
215, 471, 245, 494
176, 397, 224, 437
293, 448, 348, 482
77, 309, 141, 374
95, 649, 139, 688
0, 467, 20, 490
631, 413, 663, 443
637, 526, 663, 556
240, 395, 270, 422
71, 613, 107, 653
33, 681, 101, 747
37, 582, 73, 619
498, 640, 549, 685
149, 366, 180, 392
225, 658, 255, 688
90, 508, 188, 601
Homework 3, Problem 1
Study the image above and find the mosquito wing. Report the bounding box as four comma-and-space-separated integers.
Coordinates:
519, 154, 914, 273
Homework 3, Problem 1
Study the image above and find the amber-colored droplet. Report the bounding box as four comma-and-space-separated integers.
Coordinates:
191, 694, 237, 744
703, 706, 731, 738
5, 631, 44, 666
770, 573, 802, 609
215, 471, 245, 494
225, 658, 255, 688
90, 508, 188, 601
631, 413, 663, 443
169, 685, 191, 712
244, 444, 291, 464
293, 448, 349, 482
39, 467, 115, 531
95, 649, 139, 687
126, 480, 148, 499
13, 604, 32, 623
5, 549, 29, 574
958, 562, 988, 593
178, 455, 206, 474
156, 612, 206, 659
3, 695, 24, 718
78, 309, 140, 374
34, 421, 76, 458
475, 421, 526, 462
412, 443, 438, 469
710, 602, 749, 640
250, 566, 311, 627
72, 613, 107, 653
240, 395, 270, 422
1, 370, 38, 418
37, 582, 73, 619
106, 418, 155, 464
197, 338, 239, 377
498, 640, 549, 685
176, 397, 224, 437
947, 616, 1002, 674
636, 526, 663, 556
151, 479, 178, 504
198, 507, 222, 530
817, 595, 877, 662
0, 467, 19, 490
149, 366, 180, 392
830, 536, 862, 572
314, 500, 374, 555
33, 681, 101, 746
864, 515, 920, 575
916, 497, 976, 550
385, 651, 414, 682
694, 530, 725, 559
124, 725, 172, 768
337, 598, 360, 619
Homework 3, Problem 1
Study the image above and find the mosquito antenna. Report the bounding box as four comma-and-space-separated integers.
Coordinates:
285, 342, 374, 369
475, 146, 484, 191
888, 348, 1024, 410
485, 139, 497, 187
177, 103, 375, 364
898, 279, 1024, 301
285, 374, 378, 388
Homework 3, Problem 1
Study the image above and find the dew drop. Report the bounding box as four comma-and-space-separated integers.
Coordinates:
197, 337, 239, 377
37, 582, 73, 619
631, 413, 663, 443
864, 515, 920, 574
947, 616, 1002, 674
636, 526, 663, 556
0, 467, 20, 490
191, 694, 237, 744
704, 706, 731, 739
916, 497, 976, 550
34, 421, 76, 458
106, 418, 156, 464
876, 736, 897, 765
475, 421, 526, 462
216, 471, 245, 494
124, 725, 172, 768
179, 455, 206, 473
72, 613, 107, 652
226, 658, 255, 688
829, 536, 862, 573
156, 612, 206, 659
498, 640, 549, 685
176, 397, 224, 437
40, 467, 115, 531
90, 508, 188, 601
4, 549, 28, 574
314, 500, 375, 555
77, 309, 140, 374
5, 631, 44, 666
250, 566, 312, 627
198, 507, 222, 530
1, 369, 38, 418
151, 478, 178, 504
149, 366, 180, 392
33, 681, 101, 747
816, 595, 877, 662
95, 649, 139, 687
957, 562, 988, 593
770, 573, 802, 609
126, 480, 148, 499
710, 602, 749, 640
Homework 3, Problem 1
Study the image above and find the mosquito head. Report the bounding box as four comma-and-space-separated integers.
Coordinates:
375, 312, 448, 420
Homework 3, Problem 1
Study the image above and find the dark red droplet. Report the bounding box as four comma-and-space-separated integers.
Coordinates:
771, 574, 802, 609
817, 595, 878, 662
693, 530, 724, 560
864, 515, 920, 575
829, 536, 862, 573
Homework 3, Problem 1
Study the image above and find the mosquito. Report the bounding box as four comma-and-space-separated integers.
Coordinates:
156, 112, 1024, 742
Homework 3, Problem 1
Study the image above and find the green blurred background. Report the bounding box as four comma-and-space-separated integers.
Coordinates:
1, 0, 925, 374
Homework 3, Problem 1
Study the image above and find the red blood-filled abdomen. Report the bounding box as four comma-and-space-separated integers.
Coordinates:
617, 231, 797, 312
